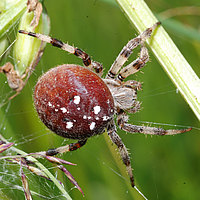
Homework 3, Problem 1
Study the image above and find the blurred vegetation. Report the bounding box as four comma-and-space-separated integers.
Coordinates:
0, 0, 199, 199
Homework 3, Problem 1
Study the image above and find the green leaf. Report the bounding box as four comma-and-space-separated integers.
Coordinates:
0, 0, 27, 38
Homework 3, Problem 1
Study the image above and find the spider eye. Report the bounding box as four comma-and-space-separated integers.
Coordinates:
34, 64, 115, 140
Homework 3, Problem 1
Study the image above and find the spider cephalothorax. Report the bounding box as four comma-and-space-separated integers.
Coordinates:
19, 22, 191, 187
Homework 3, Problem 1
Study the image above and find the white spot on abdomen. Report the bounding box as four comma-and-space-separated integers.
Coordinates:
60, 107, 67, 113
73, 96, 80, 104
94, 106, 101, 114
66, 122, 73, 129
89, 122, 96, 130
48, 102, 53, 107
103, 116, 110, 121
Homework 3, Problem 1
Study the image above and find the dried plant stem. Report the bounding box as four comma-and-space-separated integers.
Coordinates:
116, 0, 200, 120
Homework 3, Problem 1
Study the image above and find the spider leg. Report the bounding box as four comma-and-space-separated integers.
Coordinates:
18, 30, 103, 75
117, 111, 192, 135
43, 139, 87, 156
117, 44, 149, 82
106, 22, 160, 79
107, 120, 135, 187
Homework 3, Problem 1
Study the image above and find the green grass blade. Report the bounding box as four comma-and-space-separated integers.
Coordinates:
0, 0, 27, 38
0, 133, 73, 200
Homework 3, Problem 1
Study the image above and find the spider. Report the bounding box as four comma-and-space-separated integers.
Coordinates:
19, 22, 191, 188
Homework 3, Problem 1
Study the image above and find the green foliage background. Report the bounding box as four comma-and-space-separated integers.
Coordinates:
0, 0, 199, 199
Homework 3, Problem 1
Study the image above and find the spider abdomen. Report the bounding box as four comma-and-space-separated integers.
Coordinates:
34, 64, 115, 140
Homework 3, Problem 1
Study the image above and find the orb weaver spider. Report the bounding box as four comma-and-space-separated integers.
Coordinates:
19, 22, 191, 188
